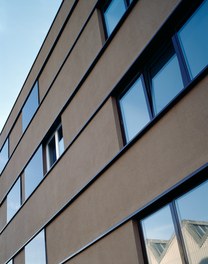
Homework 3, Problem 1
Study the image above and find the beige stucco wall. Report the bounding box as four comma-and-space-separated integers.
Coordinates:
1, 1, 205, 264
63, 221, 140, 264
14, 249, 24, 264
0, 10, 103, 205
62, 0, 181, 146
0, 97, 120, 263
39, 0, 98, 101
45, 76, 208, 263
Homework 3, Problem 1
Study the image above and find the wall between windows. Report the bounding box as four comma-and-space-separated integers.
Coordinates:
64, 221, 141, 264
62, 0, 181, 147
39, 0, 98, 101
45, 76, 207, 263
0, 10, 103, 204
0, 97, 120, 263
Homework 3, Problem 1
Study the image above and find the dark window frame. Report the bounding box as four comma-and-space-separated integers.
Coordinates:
0, 138, 9, 174
138, 178, 208, 264
117, 0, 207, 144
22, 81, 40, 132
101, 0, 132, 38
44, 122, 64, 173
133, 162, 208, 264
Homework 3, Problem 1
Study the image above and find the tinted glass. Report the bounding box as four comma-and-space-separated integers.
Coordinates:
104, 0, 126, 36
22, 82, 39, 132
176, 180, 208, 263
24, 146, 43, 200
0, 139, 9, 173
58, 126, 64, 156
120, 77, 150, 142
141, 205, 182, 264
7, 178, 21, 222
48, 135, 57, 168
178, 0, 208, 78
151, 54, 184, 114
25, 230, 46, 264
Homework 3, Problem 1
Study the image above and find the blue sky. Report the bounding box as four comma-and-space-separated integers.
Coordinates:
0, 0, 62, 131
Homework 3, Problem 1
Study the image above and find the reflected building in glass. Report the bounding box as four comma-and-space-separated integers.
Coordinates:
0, 0, 207, 263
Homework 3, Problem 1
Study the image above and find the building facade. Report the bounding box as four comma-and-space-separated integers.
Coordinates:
0, 0, 208, 263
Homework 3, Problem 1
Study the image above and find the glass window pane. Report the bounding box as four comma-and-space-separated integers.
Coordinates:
120, 77, 150, 142
22, 82, 39, 132
7, 178, 21, 222
141, 205, 183, 264
176, 180, 208, 263
58, 126, 64, 156
104, 0, 126, 36
7, 260, 13, 264
48, 136, 57, 168
0, 139, 9, 173
24, 146, 43, 200
25, 230, 46, 264
151, 54, 184, 114
178, 0, 208, 78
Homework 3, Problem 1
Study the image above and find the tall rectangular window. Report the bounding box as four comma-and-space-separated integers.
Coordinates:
0, 138, 9, 173
140, 179, 208, 263
25, 230, 46, 264
7, 178, 21, 222
22, 82, 39, 132
176, 180, 208, 263
150, 51, 184, 114
103, 0, 127, 36
24, 146, 43, 200
46, 124, 64, 171
119, 77, 150, 142
178, 0, 208, 79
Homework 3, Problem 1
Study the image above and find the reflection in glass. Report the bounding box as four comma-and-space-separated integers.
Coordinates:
104, 0, 126, 36
58, 126, 64, 156
120, 77, 150, 142
24, 146, 43, 200
25, 230, 46, 264
178, 0, 208, 78
0, 139, 9, 173
141, 205, 182, 264
176, 180, 208, 263
151, 54, 184, 114
7, 178, 21, 222
22, 82, 39, 132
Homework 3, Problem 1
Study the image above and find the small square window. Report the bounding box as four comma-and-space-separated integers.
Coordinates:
46, 124, 64, 171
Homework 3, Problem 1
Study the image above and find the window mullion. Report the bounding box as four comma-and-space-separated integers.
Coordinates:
55, 130, 60, 159
170, 201, 189, 264
172, 34, 191, 87
141, 74, 154, 120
